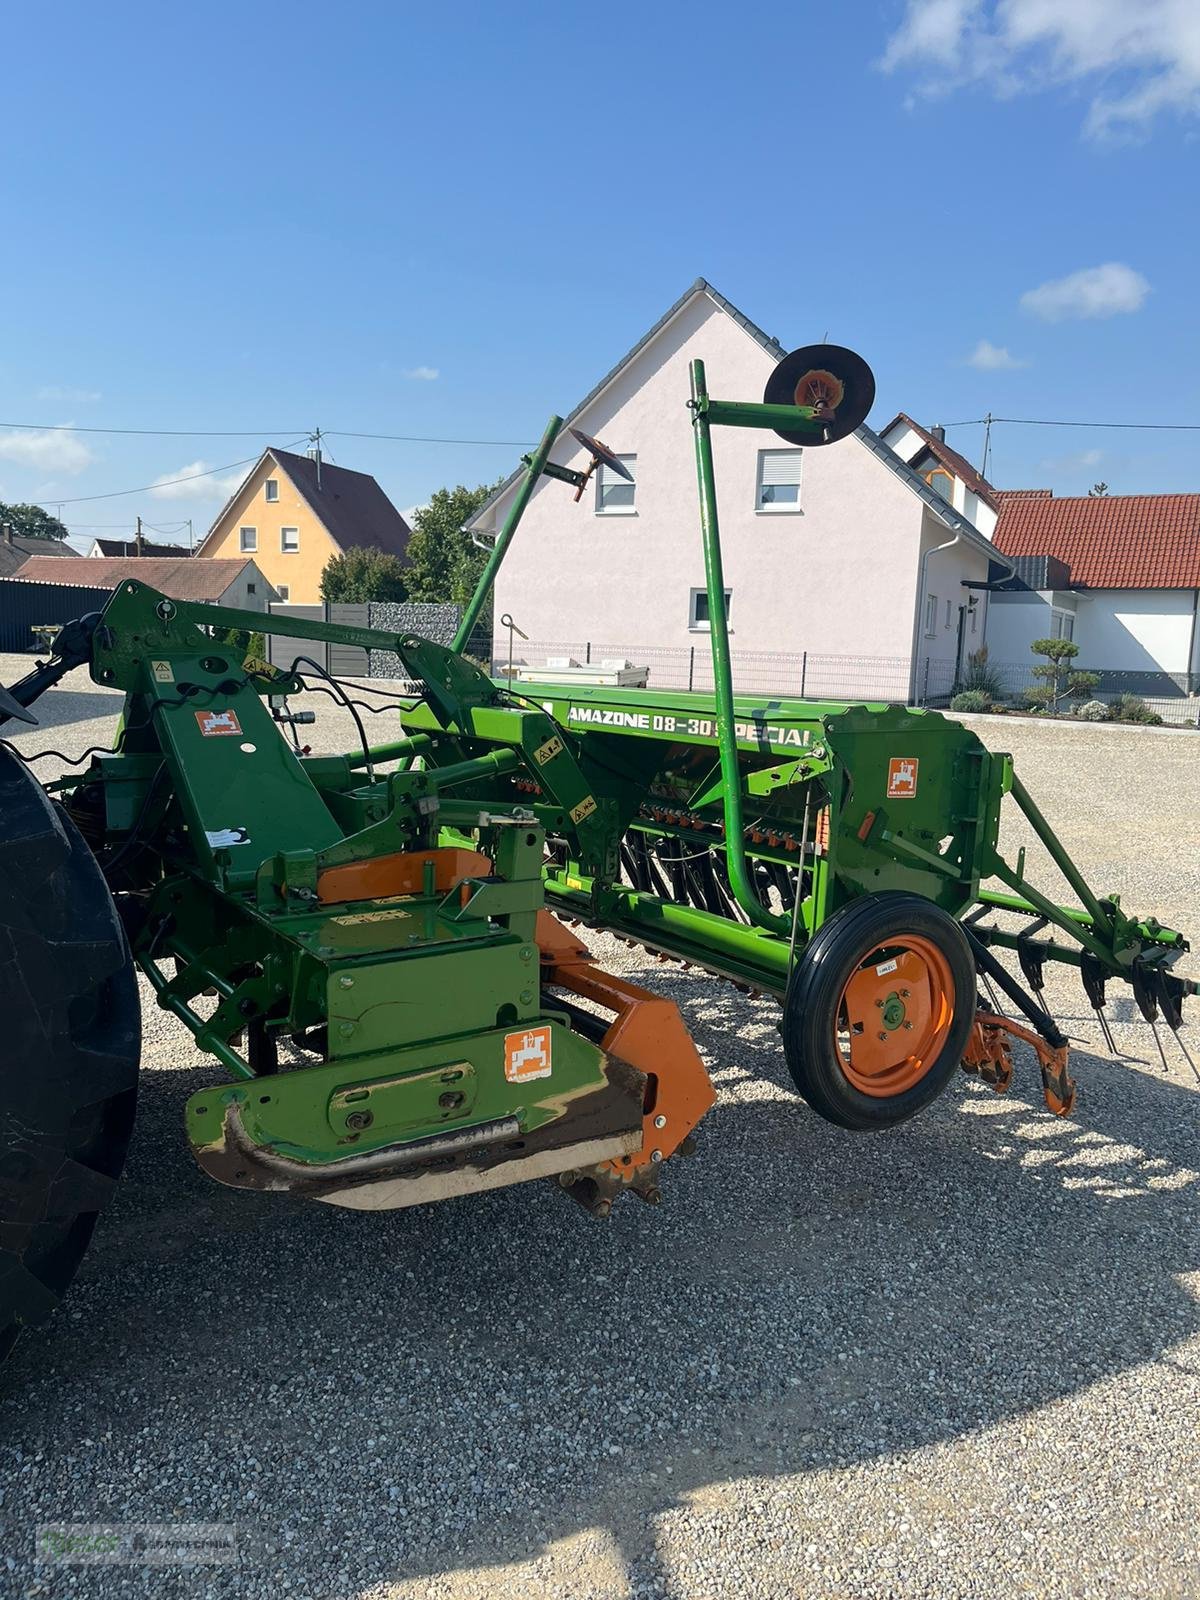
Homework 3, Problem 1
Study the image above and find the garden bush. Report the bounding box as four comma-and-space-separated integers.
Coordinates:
950, 689, 993, 713
1111, 693, 1163, 726
1075, 700, 1110, 721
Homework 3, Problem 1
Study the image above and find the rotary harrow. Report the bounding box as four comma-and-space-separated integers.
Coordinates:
1, 342, 1194, 1359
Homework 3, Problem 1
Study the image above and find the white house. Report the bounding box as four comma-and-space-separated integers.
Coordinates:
877, 413, 1000, 538
466, 280, 1006, 703
987, 491, 1200, 694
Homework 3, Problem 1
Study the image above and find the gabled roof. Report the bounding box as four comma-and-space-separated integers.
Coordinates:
880, 412, 1000, 511
199, 449, 411, 559
12, 555, 272, 600
993, 492, 1200, 589
465, 279, 1007, 569
92, 536, 190, 558
0, 535, 78, 579
465, 279, 787, 533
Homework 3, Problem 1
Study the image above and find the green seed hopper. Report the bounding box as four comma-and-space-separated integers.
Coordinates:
0, 341, 1193, 1360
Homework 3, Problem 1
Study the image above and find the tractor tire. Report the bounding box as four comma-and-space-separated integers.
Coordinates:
0, 748, 140, 1362
782, 891, 975, 1132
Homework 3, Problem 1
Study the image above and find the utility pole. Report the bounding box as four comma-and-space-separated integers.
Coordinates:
981, 413, 994, 480
135, 516, 143, 557
310, 428, 322, 490
187, 518, 193, 554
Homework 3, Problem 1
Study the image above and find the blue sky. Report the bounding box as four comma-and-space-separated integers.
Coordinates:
1, 0, 1197, 547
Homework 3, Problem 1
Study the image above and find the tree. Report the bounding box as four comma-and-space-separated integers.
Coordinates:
0, 502, 68, 541
320, 546, 409, 604
402, 481, 502, 608
1027, 637, 1099, 710
1088, 482, 1109, 498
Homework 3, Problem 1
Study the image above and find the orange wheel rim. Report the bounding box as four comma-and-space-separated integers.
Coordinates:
833, 935, 956, 1098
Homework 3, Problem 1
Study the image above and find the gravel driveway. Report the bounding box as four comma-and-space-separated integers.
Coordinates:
1, 654, 1198, 1599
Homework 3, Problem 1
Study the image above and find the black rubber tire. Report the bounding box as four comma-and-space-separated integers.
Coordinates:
0, 748, 140, 1362
782, 891, 975, 1132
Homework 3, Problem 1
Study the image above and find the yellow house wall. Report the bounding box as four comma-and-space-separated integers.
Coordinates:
199, 457, 339, 604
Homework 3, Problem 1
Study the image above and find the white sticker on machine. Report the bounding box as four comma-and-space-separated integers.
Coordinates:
205, 827, 251, 848
151, 660, 173, 684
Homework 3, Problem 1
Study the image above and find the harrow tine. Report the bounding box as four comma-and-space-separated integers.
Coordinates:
1148, 1016, 1171, 1074
1171, 1026, 1200, 1086
1080, 953, 1119, 1057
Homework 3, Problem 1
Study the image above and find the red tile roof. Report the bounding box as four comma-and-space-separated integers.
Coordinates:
11, 555, 268, 600
993, 493, 1200, 589
880, 413, 1000, 511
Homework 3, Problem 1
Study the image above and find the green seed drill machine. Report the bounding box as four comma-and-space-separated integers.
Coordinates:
1, 343, 1194, 1359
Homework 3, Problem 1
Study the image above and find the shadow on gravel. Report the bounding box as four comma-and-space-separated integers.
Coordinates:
2, 982, 1198, 1599
4, 687, 122, 732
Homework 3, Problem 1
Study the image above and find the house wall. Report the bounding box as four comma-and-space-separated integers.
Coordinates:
200, 457, 339, 604
1074, 589, 1198, 675
215, 560, 273, 613
914, 512, 994, 694
985, 586, 1199, 678
484, 294, 935, 668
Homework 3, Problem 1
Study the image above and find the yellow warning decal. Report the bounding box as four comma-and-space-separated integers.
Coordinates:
533, 735, 564, 766
569, 795, 597, 824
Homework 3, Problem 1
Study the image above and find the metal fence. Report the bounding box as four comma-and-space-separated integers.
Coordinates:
0, 577, 115, 653
481, 637, 1200, 726
483, 637, 953, 705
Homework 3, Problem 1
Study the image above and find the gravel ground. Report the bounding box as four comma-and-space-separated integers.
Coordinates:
1, 654, 1199, 1599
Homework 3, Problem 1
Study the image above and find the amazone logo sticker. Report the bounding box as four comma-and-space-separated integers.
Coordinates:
196, 709, 243, 738
887, 757, 918, 799
505, 1026, 552, 1083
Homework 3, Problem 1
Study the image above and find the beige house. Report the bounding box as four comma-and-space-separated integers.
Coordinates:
196, 447, 412, 605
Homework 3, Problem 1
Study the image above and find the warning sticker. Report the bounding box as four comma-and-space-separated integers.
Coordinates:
504, 1025, 552, 1084
151, 660, 174, 684
533, 735, 564, 767
195, 709, 243, 738
886, 757, 918, 799
569, 795, 597, 825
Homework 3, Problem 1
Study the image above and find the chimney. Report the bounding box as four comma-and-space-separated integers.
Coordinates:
2, 522, 12, 545
930, 424, 946, 443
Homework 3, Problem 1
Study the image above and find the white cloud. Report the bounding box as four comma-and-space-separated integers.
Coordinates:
0, 426, 96, 476
402, 366, 439, 381
149, 460, 246, 501
881, 0, 1200, 138
37, 384, 102, 404
967, 338, 1029, 369
1020, 262, 1150, 320
399, 504, 425, 523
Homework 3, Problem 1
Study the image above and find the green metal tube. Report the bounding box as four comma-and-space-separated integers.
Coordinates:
349, 733, 432, 770
1008, 774, 1114, 935
452, 414, 564, 655
423, 748, 521, 790
137, 956, 256, 1081
701, 399, 826, 433
689, 359, 789, 935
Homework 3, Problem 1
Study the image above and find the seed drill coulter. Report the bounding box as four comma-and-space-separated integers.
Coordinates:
1, 344, 1194, 1358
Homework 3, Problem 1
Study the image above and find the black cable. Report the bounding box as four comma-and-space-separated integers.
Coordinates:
288, 656, 373, 780
0, 680, 249, 768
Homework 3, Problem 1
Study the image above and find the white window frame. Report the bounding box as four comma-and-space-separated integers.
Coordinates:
239, 526, 257, 553
924, 594, 938, 638
1051, 609, 1074, 641
594, 453, 637, 515
755, 448, 803, 512
689, 587, 732, 632
265, 478, 279, 503
280, 526, 300, 553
